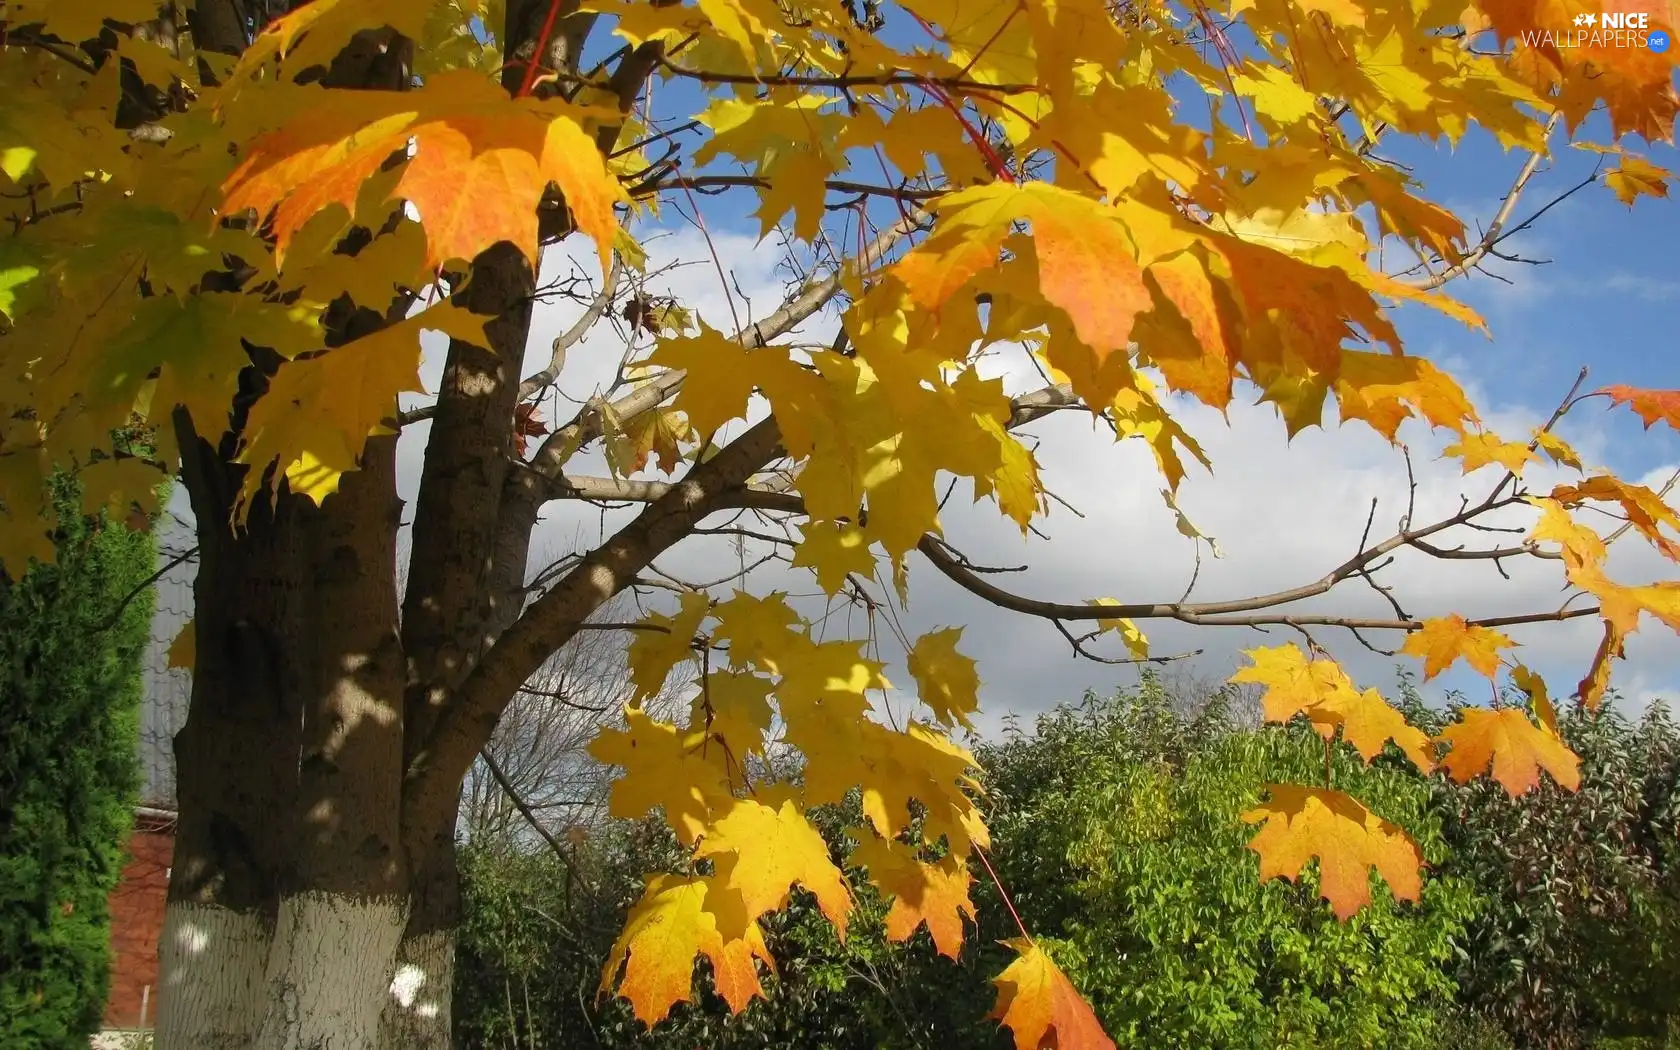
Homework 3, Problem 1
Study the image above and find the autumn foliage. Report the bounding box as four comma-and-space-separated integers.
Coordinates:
3, 0, 1680, 1045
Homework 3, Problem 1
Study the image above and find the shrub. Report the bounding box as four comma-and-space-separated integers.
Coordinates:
974, 678, 1480, 1050
0, 470, 157, 1049
1394, 675, 1680, 1050
456, 675, 1484, 1049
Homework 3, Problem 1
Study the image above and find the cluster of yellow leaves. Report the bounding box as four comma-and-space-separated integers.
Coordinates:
1232, 641, 1583, 917
588, 592, 989, 1018
2, 0, 1678, 1043
592, 588, 1123, 1045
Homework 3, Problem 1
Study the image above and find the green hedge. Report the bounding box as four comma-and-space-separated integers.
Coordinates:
455, 676, 1506, 1048
0, 470, 157, 1049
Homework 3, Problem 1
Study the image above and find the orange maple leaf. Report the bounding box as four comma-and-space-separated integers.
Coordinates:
1436, 707, 1582, 795
1400, 615, 1517, 680
1475, 0, 1680, 140
1550, 474, 1680, 560
1243, 784, 1425, 920
1601, 384, 1680, 432
1231, 645, 1434, 771
896, 183, 1151, 373
599, 874, 774, 1026
1576, 620, 1627, 712
512, 402, 548, 456
988, 939, 1116, 1050
849, 835, 976, 959
221, 71, 624, 276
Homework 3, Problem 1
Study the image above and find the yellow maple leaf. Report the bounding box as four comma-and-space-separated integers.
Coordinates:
1444, 431, 1536, 475
1511, 664, 1566, 735
695, 788, 853, 936
2, 0, 161, 44
167, 619, 196, 673
588, 707, 736, 846
1534, 429, 1583, 470
1086, 599, 1151, 660
76, 456, 165, 523
790, 521, 877, 597
598, 874, 774, 1025
690, 671, 774, 757
1607, 155, 1672, 205
1334, 350, 1479, 440
906, 627, 981, 730
625, 590, 711, 703
224, 0, 443, 89
647, 325, 798, 437
709, 590, 804, 672
1527, 496, 1609, 571
235, 303, 487, 509
1567, 560, 1680, 637
1400, 615, 1517, 680
1243, 784, 1426, 920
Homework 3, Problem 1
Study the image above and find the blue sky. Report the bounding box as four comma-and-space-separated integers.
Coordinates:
1386, 116, 1679, 477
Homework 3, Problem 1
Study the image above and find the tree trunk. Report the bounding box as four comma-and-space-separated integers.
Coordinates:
158, 411, 306, 1047
252, 892, 410, 1050
155, 901, 272, 1049
252, 427, 411, 1049
380, 926, 456, 1050
380, 795, 461, 1050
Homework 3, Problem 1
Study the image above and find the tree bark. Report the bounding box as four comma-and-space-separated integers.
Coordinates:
378, 798, 460, 1050
158, 410, 307, 1048
251, 428, 410, 1050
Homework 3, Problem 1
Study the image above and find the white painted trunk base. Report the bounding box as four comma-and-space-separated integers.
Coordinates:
252, 892, 409, 1050
155, 902, 272, 1050
378, 929, 456, 1050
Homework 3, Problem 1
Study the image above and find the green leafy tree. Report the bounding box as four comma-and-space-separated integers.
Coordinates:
0, 467, 159, 1049
1395, 676, 1680, 1050
455, 676, 1485, 1050
976, 679, 1480, 1050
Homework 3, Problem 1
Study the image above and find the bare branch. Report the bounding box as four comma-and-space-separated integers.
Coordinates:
519, 253, 625, 401
1401, 111, 1560, 290
478, 747, 592, 891
522, 211, 926, 484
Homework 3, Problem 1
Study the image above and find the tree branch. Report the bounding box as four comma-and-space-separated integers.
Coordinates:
520, 210, 925, 484
1400, 111, 1560, 290
479, 747, 592, 891
406, 415, 786, 820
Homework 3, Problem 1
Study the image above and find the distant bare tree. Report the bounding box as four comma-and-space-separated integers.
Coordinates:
1156, 663, 1264, 727
461, 602, 684, 848
426, 534, 690, 852
138, 508, 197, 810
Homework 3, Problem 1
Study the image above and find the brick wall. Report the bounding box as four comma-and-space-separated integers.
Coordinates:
104, 815, 174, 1030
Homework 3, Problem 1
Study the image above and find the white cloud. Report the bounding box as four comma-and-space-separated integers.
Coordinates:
1600, 272, 1680, 303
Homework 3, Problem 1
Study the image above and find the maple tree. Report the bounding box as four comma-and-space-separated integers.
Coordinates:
1, 0, 1678, 1047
